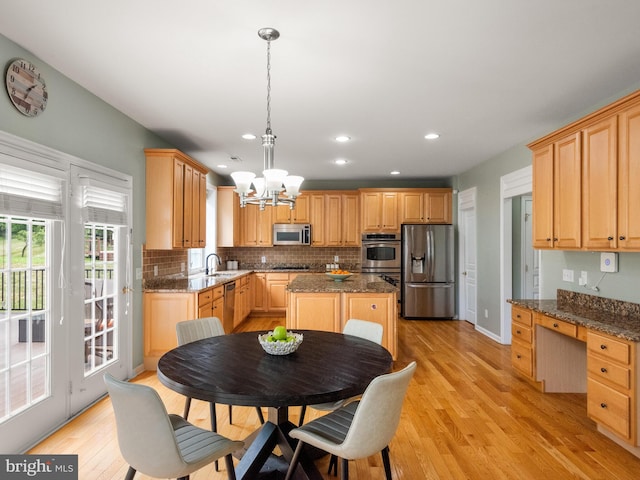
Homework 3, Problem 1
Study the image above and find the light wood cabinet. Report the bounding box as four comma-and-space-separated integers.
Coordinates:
587, 330, 637, 444
252, 273, 267, 312
511, 306, 535, 379
239, 203, 273, 246
274, 194, 310, 224
360, 190, 399, 232
288, 292, 342, 332
250, 272, 295, 313
217, 186, 240, 247
145, 149, 208, 250
424, 190, 452, 224
234, 275, 251, 328
342, 292, 397, 357
399, 189, 452, 224
308, 191, 360, 246
399, 191, 424, 223
530, 90, 640, 252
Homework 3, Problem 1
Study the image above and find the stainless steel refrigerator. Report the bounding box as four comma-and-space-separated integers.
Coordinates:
401, 224, 455, 319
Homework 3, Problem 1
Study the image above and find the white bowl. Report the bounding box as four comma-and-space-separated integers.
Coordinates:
325, 272, 352, 282
258, 332, 304, 355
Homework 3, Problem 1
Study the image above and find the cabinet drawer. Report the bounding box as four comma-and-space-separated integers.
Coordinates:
587, 378, 631, 439
267, 272, 290, 281
198, 289, 213, 306
511, 323, 533, 344
587, 353, 631, 390
212, 285, 224, 300
587, 331, 631, 365
538, 315, 577, 338
511, 343, 533, 377
511, 306, 532, 327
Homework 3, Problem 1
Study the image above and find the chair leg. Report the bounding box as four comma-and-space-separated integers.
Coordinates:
124, 466, 136, 480
210, 402, 219, 472
381, 446, 392, 480
327, 454, 338, 476
228, 404, 233, 425
183, 397, 192, 420
340, 458, 349, 480
298, 405, 307, 426
255, 407, 265, 424
224, 454, 237, 480
284, 440, 305, 480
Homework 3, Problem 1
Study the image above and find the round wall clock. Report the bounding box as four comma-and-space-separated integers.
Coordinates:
5, 59, 48, 117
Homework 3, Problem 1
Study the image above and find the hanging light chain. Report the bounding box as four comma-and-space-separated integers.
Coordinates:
265, 38, 272, 134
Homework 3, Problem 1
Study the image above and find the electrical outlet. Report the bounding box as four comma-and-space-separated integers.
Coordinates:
562, 269, 574, 282
153, 265, 158, 276
261, 256, 266, 263
181, 262, 185, 272
135, 267, 142, 280
334, 255, 339, 262
579, 271, 588, 286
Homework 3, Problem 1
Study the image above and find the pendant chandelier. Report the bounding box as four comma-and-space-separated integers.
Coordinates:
231, 28, 304, 210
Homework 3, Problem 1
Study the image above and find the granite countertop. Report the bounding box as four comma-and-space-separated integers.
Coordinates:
144, 270, 252, 293
287, 273, 397, 294
508, 290, 640, 342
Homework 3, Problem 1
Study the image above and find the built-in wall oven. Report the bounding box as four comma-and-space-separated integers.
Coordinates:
361, 232, 401, 301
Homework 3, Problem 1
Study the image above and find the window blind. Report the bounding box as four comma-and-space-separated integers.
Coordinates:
0, 161, 63, 219
82, 185, 128, 226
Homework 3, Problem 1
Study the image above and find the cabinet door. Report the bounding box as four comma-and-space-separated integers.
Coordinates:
267, 273, 289, 311
257, 207, 273, 246
400, 192, 424, 223
274, 203, 292, 223
240, 204, 259, 246
342, 193, 360, 246
211, 296, 224, 323
325, 194, 342, 246
554, 132, 582, 249
252, 273, 267, 311
196, 171, 207, 247
172, 158, 186, 248
582, 116, 618, 250
342, 293, 397, 358
309, 194, 326, 246
361, 192, 382, 231
381, 192, 399, 231
288, 292, 341, 331
532, 144, 555, 248
618, 103, 640, 250
217, 187, 239, 247
182, 163, 193, 248
425, 191, 452, 224
291, 194, 310, 223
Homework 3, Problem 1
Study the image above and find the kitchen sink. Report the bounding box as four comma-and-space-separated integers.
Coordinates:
208, 272, 235, 277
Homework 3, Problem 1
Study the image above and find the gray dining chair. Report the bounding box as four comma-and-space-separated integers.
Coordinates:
176, 317, 265, 429
298, 319, 384, 426
285, 361, 417, 480
104, 373, 243, 480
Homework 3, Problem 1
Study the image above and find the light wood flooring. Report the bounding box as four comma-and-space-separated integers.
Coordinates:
29, 316, 640, 479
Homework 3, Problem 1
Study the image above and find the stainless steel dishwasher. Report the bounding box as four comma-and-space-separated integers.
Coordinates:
222, 281, 236, 333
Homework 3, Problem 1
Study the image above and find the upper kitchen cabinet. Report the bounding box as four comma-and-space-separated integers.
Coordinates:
274, 194, 310, 224
531, 133, 582, 249
399, 189, 452, 224
239, 203, 273, 246
145, 149, 208, 250
308, 191, 360, 246
529, 89, 640, 252
360, 189, 399, 232
217, 187, 274, 247
217, 186, 240, 247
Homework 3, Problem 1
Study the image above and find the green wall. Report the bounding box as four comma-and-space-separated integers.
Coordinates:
1, 34, 173, 369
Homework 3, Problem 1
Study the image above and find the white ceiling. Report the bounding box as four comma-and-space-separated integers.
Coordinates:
3, 0, 640, 182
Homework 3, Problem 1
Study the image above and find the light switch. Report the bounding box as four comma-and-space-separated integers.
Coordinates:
600, 252, 618, 273
562, 269, 574, 282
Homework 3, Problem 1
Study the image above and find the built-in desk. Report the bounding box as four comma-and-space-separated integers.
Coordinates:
508, 290, 640, 457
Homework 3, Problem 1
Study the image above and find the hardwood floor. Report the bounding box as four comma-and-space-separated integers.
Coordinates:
29, 316, 640, 479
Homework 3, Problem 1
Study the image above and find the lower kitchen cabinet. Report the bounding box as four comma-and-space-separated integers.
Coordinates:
234, 274, 251, 328
251, 272, 297, 314
511, 305, 535, 379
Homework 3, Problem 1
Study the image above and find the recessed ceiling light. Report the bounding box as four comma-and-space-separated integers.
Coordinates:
390, 170, 400, 175
335, 135, 351, 142
334, 159, 348, 166
424, 133, 440, 140
242, 133, 257, 140
217, 164, 228, 169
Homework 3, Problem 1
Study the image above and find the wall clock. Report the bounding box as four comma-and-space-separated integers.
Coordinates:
5, 59, 48, 117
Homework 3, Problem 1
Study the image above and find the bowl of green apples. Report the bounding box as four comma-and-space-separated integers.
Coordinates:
258, 326, 303, 355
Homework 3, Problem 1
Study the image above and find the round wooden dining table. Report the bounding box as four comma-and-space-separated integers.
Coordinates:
157, 329, 393, 480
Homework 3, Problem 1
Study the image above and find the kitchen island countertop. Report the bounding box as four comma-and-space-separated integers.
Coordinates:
287, 273, 397, 294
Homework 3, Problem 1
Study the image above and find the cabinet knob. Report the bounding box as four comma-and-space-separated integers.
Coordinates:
370, 304, 377, 310
620, 235, 626, 240
516, 314, 521, 318
607, 236, 614, 241
516, 354, 522, 359
600, 367, 608, 373
553, 323, 559, 328
546, 237, 551, 242
553, 237, 558, 242
600, 344, 607, 350
600, 403, 608, 409
516, 330, 521, 335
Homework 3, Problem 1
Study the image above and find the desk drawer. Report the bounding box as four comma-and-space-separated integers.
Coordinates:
511, 342, 533, 377
587, 331, 631, 365
538, 315, 577, 338
511, 323, 533, 344
587, 353, 631, 390
587, 378, 631, 440
511, 306, 532, 327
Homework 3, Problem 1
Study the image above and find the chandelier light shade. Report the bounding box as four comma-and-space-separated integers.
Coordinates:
231, 28, 304, 210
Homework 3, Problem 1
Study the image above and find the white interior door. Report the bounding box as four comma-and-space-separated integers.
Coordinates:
458, 188, 477, 325
522, 197, 540, 299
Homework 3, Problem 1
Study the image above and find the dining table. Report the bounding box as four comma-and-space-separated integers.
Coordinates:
157, 329, 393, 480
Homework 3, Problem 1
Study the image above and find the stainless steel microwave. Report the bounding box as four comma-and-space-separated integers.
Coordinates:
273, 224, 311, 245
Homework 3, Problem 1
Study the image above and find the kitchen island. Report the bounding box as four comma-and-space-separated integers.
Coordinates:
287, 273, 398, 358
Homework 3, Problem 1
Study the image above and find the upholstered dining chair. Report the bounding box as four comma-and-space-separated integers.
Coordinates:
298, 319, 384, 426
176, 317, 265, 429
285, 361, 417, 480
104, 373, 243, 480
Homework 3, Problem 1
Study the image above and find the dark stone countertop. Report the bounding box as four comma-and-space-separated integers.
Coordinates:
287, 273, 397, 294
144, 270, 253, 293
508, 289, 640, 342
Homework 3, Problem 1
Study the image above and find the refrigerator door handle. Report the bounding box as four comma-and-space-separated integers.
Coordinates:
405, 282, 454, 288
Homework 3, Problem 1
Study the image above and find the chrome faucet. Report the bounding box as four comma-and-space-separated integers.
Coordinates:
205, 253, 222, 275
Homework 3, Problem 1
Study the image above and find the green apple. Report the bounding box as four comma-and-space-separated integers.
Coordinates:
273, 325, 288, 341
